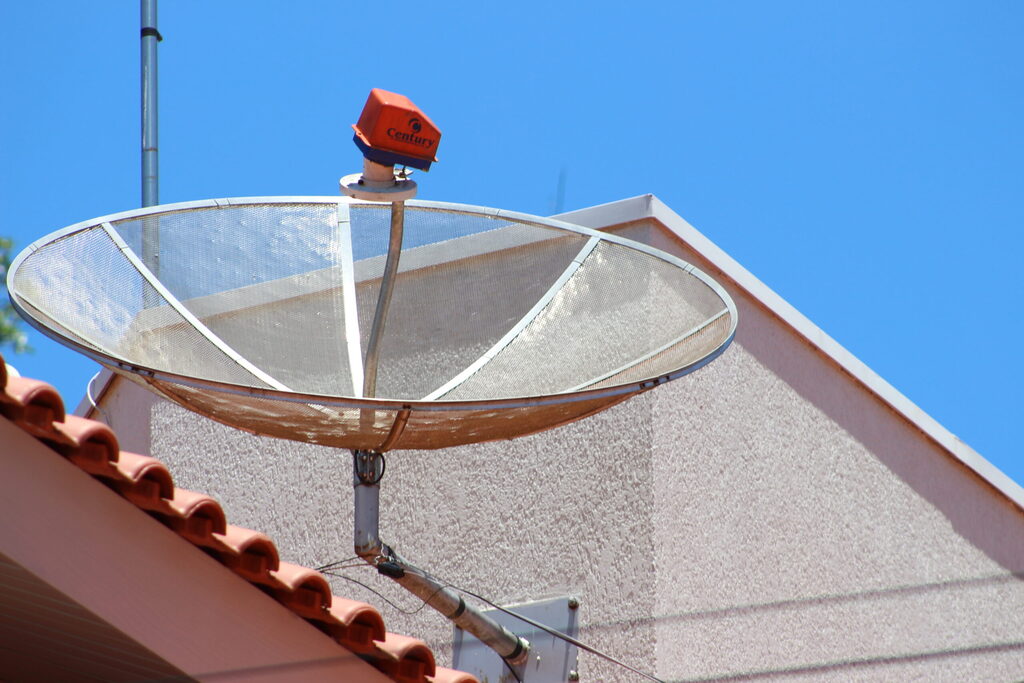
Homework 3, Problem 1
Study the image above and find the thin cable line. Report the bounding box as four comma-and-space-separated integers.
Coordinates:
315, 556, 362, 572
320, 569, 436, 616
318, 559, 663, 681
318, 557, 453, 617
449, 582, 664, 683
399, 564, 664, 683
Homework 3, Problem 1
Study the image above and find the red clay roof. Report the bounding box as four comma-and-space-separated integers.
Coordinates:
0, 354, 477, 683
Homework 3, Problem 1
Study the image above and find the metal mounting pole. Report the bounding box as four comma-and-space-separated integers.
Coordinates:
140, 0, 161, 306
140, 0, 160, 208
351, 450, 530, 668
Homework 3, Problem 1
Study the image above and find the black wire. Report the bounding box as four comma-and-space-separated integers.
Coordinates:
321, 568, 438, 616
501, 655, 523, 683
325, 564, 457, 619
350, 450, 387, 485
320, 553, 453, 617
322, 563, 366, 572
373, 452, 386, 484
315, 556, 361, 572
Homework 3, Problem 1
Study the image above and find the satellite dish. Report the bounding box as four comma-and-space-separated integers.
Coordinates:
8, 196, 736, 451
10, 78, 734, 679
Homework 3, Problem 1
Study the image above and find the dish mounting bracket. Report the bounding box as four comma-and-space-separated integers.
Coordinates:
350, 449, 531, 670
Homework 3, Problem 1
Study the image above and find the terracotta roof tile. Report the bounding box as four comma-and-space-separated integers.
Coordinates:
55, 415, 122, 477
271, 561, 335, 620
429, 669, 481, 683
54, 413, 119, 458
217, 525, 281, 584
375, 633, 437, 683
112, 451, 175, 501
163, 487, 229, 548
323, 596, 388, 654
0, 354, 477, 683
1, 375, 72, 445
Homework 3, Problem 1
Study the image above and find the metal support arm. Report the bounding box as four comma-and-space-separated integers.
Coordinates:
351, 449, 530, 666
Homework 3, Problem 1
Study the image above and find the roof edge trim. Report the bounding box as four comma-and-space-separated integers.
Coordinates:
615, 195, 1024, 512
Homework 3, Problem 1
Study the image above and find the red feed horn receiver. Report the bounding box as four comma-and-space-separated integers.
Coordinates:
352, 89, 441, 172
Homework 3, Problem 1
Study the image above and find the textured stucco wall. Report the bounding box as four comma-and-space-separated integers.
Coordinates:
649, 312, 1024, 681
145, 386, 659, 680
106, 212, 1024, 681
628, 218, 1024, 681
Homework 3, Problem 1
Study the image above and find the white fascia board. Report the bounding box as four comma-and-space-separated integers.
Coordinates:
553, 194, 656, 229
563, 194, 1024, 513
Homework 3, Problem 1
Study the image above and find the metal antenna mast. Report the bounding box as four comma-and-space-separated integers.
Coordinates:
141, 0, 160, 208
140, 0, 162, 300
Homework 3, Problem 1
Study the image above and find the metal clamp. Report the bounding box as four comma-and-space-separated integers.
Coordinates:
353, 449, 385, 486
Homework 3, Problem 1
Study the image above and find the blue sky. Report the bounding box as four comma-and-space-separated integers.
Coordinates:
2, 3, 1021, 486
